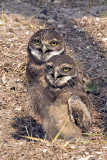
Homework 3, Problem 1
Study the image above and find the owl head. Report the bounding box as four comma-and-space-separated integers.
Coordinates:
45, 55, 78, 88
28, 29, 65, 63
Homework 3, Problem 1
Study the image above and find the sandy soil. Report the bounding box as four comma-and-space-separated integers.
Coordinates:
0, 0, 107, 159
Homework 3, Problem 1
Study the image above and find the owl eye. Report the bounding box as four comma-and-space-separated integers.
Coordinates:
63, 67, 71, 72
46, 65, 54, 71
50, 41, 58, 47
35, 39, 41, 45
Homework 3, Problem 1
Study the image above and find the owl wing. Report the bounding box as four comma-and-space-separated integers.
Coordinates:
26, 61, 45, 119
68, 94, 92, 131
26, 61, 40, 85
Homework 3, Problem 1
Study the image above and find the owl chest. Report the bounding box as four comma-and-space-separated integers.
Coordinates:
42, 90, 74, 135
45, 90, 71, 113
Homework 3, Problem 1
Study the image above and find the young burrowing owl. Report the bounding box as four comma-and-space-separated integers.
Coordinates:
40, 54, 93, 140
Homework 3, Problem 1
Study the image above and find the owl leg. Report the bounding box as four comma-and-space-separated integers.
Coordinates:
68, 95, 92, 131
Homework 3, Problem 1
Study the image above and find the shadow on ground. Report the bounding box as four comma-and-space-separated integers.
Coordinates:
11, 116, 45, 140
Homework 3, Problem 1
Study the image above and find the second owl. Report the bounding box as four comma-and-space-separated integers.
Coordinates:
26, 29, 65, 119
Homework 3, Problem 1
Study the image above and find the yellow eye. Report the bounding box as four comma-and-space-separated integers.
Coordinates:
63, 67, 71, 72
50, 41, 58, 47
35, 39, 41, 45
46, 65, 53, 71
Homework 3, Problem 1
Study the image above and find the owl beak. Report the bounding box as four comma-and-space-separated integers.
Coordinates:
54, 71, 59, 80
42, 45, 47, 55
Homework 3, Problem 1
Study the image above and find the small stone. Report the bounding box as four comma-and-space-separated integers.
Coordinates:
43, 149, 47, 153
96, 152, 102, 154
48, 18, 56, 24
2, 73, 6, 85
79, 155, 95, 160
0, 21, 5, 24
97, 33, 102, 36
102, 38, 107, 41
16, 79, 20, 82
58, 24, 64, 29
74, 25, 77, 29
96, 17, 100, 21
86, 46, 90, 49
103, 146, 107, 149
70, 145, 76, 149
78, 47, 81, 50
54, 0, 60, 3
26, 31, 29, 35
15, 106, 22, 111
78, 28, 84, 32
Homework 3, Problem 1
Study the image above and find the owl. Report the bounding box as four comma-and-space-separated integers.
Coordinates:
40, 54, 93, 140
26, 29, 65, 119
27, 28, 65, 63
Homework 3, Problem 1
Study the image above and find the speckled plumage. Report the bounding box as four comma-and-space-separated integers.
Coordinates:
41, 54, 93, 140
26, 29, 65, 119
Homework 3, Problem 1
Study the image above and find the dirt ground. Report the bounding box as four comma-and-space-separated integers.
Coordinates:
0, 0, 107, 159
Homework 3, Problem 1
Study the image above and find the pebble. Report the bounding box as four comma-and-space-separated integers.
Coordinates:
78, 47, 81, 50
103, 146, 107, 149
53, 0, 60, 3
97, 33, 102, 36
102, 38, 107, 41
15, 79, 20, 82
25, 31, 29, 35
70, 145, 76, 149
96, 17, 100, 21
43, 149, 47, 153
1, 74, 7, 85
15, 106, 22, 111
0, 21, 5, 24
74, 25, 77, 29
48, 18, 56, 24
57, 24, 64, 29
96, 152, 102, 155
78, 155, 95, 160
86, 46, 90, 49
